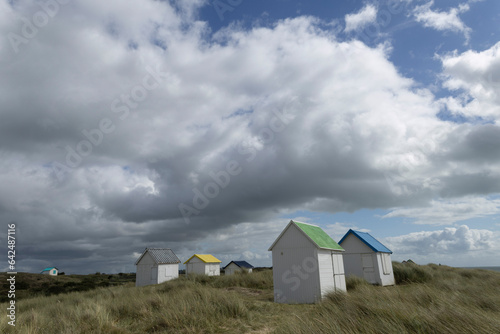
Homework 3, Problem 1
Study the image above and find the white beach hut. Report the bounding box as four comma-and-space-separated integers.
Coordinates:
223, 261, 254, 275
268, 220, 346, 304
338, 229, 395, 286
135, 248, 181, 287
184, 254, 221, 276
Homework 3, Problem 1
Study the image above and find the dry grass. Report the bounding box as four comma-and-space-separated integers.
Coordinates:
1, 265, 500, 333
0, 272, 135, 302
275, 263, 500, 334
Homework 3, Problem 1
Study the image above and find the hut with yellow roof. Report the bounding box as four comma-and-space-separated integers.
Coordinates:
184, 254, 221, 276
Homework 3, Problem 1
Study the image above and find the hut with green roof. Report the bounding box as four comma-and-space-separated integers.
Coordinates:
268, 220, 346, 303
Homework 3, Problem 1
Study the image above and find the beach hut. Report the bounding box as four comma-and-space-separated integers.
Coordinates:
135, 248, 181, 287
184, 254, 221, 276
223, 261, 254, 275
338, 229, 395, 286
268, 220, 346, 304
40, 267, 58, 276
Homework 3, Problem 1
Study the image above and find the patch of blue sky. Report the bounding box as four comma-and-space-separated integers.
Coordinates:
437, 108, 494, 125
200, 0, 357, 34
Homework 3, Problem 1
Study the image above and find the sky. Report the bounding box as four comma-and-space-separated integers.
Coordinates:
1, 0, 500, 274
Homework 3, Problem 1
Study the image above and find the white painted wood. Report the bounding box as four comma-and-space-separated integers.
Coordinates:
362, 254, 376, 284
342, 234, 373, 253
377, 253, 395, 286
224, 262, 251, 275
135, 250, 180, 286
270, 221, 346, 304
185, 256, 220, 276
340, 232, 395, 286
157, 264, 179, 284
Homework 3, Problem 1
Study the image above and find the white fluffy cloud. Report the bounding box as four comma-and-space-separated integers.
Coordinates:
344, 4, 378, 33
413, 1, 472, 42
440, 42, 500, 120
384, 225, 500, 266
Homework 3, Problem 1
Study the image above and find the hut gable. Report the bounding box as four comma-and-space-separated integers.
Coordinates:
269, 220, 347, 304
135, 248, 180, 287
269, 221, 344, 251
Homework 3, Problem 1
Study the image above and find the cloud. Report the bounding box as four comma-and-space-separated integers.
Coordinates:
344, 4, 378, 33
0, 0, 499, 273
439, 42, 500, 120
384, 225, 500, 265
383, 197, 500, 225
323, 222, 369, 241
413, 1, 472, 42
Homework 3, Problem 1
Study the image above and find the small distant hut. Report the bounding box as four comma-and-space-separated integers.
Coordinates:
223, 261, 254, 275
135, 248, 181, 287
184, 254, 221, 276
269, 220, 346, 304
338, 229, 395, 286
40, 267, 58, 276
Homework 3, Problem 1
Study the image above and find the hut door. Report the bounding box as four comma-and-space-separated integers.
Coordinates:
331, 253, 345, 290
362, 254, 376, 284
151, 267, 158, 283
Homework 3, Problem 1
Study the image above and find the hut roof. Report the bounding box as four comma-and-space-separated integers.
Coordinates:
223, 260, 254, 269
338, 229, 392, 254
268, 220, 344, 251
41, 267, 57, 273
135, 248, 181, 265
184, 254, 221, 264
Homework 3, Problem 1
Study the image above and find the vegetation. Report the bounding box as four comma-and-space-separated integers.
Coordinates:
0, 272, 135, 302
1, 264, 500, 333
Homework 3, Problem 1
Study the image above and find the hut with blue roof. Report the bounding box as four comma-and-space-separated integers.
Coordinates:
223, 260, 254, 275
338, 229, 395, 286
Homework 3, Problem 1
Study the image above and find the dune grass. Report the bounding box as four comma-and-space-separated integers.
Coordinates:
276, 263, 500, 334
1, 264, 500, 333
0, 272, 136, 302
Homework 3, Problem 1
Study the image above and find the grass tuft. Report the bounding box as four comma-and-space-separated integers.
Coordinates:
392, 261, 433, 284
345, 275, 370, 290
